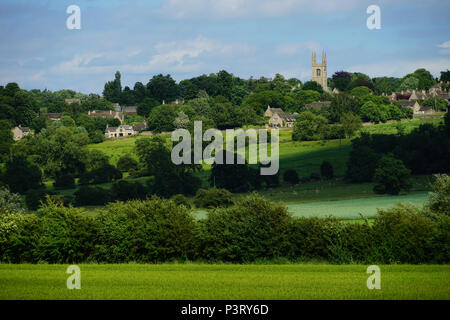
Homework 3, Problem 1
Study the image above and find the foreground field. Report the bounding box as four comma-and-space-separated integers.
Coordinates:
0, 264, 448, 300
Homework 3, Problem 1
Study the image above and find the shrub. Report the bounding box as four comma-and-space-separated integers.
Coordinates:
170, 194, 192, 209
111, 180, 147, 202
320, 161, 334, 180
283, 169, 299, 185
74, 186, 112, 206
25, 188, 49, 211
373, 154, 411, 195
309, 172, 321, 181
35, 201, 97, 263
200, 194, 291, 262
193, 188, 234, 209
53, 174, 75, 189
370, 204, 436, 263
79, 164, 122, 185
104, 198, 200, 262
0, 187, 25, 214
117, 156, 138, 172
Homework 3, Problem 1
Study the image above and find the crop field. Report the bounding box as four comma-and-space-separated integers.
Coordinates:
0, 264, 448, 300
286, 192, 428, 219
193, 192, 428, 220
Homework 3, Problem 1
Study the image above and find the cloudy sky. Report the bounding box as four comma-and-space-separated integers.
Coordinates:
0, 0, 449, 93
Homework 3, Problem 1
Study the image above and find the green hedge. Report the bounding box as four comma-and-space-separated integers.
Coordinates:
0, 192, 448, 264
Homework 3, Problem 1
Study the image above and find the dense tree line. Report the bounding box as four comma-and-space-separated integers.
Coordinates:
0, 175, 448, 264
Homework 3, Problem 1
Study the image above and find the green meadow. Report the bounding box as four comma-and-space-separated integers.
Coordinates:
0, 264, 448, 300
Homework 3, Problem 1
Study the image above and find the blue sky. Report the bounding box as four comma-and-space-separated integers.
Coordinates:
0, 0, 449, 93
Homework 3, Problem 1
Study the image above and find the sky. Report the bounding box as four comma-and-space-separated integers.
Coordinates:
0, 0, 449, 94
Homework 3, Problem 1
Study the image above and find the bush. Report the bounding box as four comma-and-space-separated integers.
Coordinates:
370, 204, 436, 263
35, 200, 97, 263
200, 194, 291, 262
74, 186, 112, 206
53, 174, 75, 189
309, 172, 321, 181
283, 169, 299, 185
103, 198, 200, 262
320, 161, 334, 180
0, 187, 25, 214
116, 156, 138, 172
193, 188, 234, 209
25, 188, 49, 211
79, 164, 122, 185
170, 194, 191, 209
373, 154, 411, 195
111, 180, 147, 202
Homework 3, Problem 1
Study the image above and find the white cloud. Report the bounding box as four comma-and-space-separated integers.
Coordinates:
276, 41, 321, 55
51, 53, 107, 74
438, 41, 450, 54
348, 58, 450, 78
159, 0, 362, 19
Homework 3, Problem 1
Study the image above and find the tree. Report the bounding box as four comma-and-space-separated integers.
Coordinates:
328, 93, 358, 122
116, 155, 138, 172
173, 111, 190, 129
137, 97, 159, 117
373, 154, 411, 195
320, 161, 334, 180
422, 97, 448, 112
0, 187, 25, 214
146, 74, 178, 104
359, 101, 387, 123
302, 81, 324, 94
292, 111, 328, 141
340, 113, 362, 138
331, 71, 351, 92
399, 76, 419, 91
350, 86, 372, 97
103, 71, 122, 103
283, 169, 299, 185
440, 70, 450, 83
147, 105, 176, 133
2, 155, 42, 194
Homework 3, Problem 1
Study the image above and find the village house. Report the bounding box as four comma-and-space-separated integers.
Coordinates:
105, 125, 135, 138
264, 106, 296, 128
11, 125, 32, 141
122, 106, 138, 115
88, 110, 124, 123
104, 123, 147, 138
47, 113, 64, 121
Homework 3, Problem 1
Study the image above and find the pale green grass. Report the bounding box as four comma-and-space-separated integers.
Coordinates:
0, 264, 448, 300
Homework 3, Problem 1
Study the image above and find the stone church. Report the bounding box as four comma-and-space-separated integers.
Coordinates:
312, 50, 328, 92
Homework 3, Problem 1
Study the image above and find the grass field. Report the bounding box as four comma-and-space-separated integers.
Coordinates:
193, 192, 428, 220
0, 264, 448, 300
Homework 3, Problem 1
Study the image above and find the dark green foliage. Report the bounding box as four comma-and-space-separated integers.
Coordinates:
111, 180, 147, 201
320, 161, 334, 180
74, 186, 111, 206
116, 155, 138, 172
373, 155, 411, 195
79, 164, 122, 185
193, 188, 234, 208
35, 201, 97, 263
2, 155, 42, 194
283, 169, 299, 185
200, 194, 291, 262
25, 188, 48, 211
170, 194, 192, 209
53, 174, 75, 189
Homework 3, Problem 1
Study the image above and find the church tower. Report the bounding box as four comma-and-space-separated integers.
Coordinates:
312, 50, 328, 92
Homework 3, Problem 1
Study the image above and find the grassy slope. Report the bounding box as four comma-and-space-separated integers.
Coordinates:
0, 264, 448, 300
